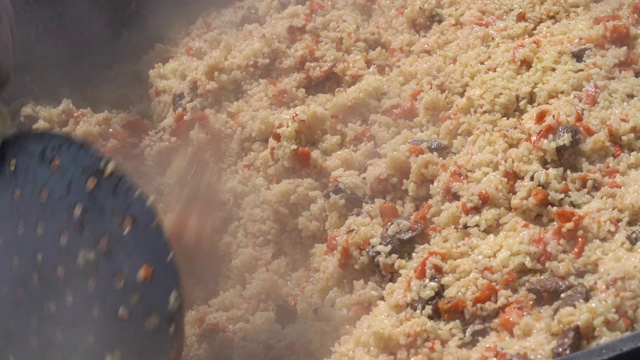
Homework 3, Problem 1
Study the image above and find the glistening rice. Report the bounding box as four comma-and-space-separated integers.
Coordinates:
13, 0, 640, 359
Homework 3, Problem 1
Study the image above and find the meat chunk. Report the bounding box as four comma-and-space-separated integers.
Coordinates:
410, 276, 444, 320
275, 301, 297, 327
552, 325, 582, 358
409, 140, 450, 157
323, 182, 364, 209
571, 48, 589, 63
527, 276, 573, 305
554, 124, 582, 151
368, 218, 425, 269
381, 217, 425, 246
555, 284, 590, 312
626, 229, 640, 246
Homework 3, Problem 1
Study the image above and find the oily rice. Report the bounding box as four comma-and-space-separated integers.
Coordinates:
13, 0, 640, 359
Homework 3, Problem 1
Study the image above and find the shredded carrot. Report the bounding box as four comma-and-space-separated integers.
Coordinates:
379, 203, 399, 224
621, 316, 633, 330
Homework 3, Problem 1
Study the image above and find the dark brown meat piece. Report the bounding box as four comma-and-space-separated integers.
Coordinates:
172, 92, 186, 112
571, 48, 589, 63
381, 217, 425, 246
555, 284, 590, 313
552, 325, 582, 358
461, 318, 490, 348
409, 276, 444, 320
554, 124, 582, 151
367, 218, 425, 270
527, 276, 574, 305
626, 229, 640, 246
275, 301, 297, 327
410, 139, 450, 157
323, 182, 363, 209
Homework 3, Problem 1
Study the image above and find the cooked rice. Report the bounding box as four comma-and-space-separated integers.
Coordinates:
13, 0, 640, 359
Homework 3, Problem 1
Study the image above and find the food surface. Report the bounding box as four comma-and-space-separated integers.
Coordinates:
11, 0, 640, 358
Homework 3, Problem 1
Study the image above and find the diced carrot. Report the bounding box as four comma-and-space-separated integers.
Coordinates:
554, 209, 578, 225
409, 144, 425, 156
412, 203, 433, 224
498, 304, 523, 335
516, 11, 526, 22
613, 145, 622, 158
604, 167, 620, 178
415, 250, 447, 279
534, 108, 550, 125
173, 111, 187, 124
573, 235, 587, 259
609, 180, 622, 189
409, 89, 424, 100
325, 234, 338, 254
575, 122, 596, 136
296, 147, 311, 168
583, 83, 599, 107
527, 123, 556, 146
385, 100, 415, 120
438, 298, 466, 321
379, 203, 399, 224
606, 23, 632, 48
593, 14, 622, 25
505, 169, 518, 193
499, 269, 518, 285
478, 190, 491, 204
532, 187, 550, 206
338, 241, 351, 270
271, 128, 282, 142
621, 316, 633, 330
531, 236, 551, 265
473, 283, 499, 304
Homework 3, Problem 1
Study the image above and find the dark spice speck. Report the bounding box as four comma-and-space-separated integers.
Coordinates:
571, 48, 589, 63
627, 229, 640, 246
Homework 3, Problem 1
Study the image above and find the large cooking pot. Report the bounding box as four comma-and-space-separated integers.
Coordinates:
3, 1, 640, 359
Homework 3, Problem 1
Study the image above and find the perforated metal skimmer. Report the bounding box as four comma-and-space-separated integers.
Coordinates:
0, 132, 183, 360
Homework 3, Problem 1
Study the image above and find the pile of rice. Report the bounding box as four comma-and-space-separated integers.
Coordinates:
12, 0, 640, 358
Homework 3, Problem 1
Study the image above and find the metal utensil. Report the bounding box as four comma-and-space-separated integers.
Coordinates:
0, 132, 184, 359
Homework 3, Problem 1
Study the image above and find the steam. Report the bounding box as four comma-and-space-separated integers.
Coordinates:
3, 0, 234, 112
